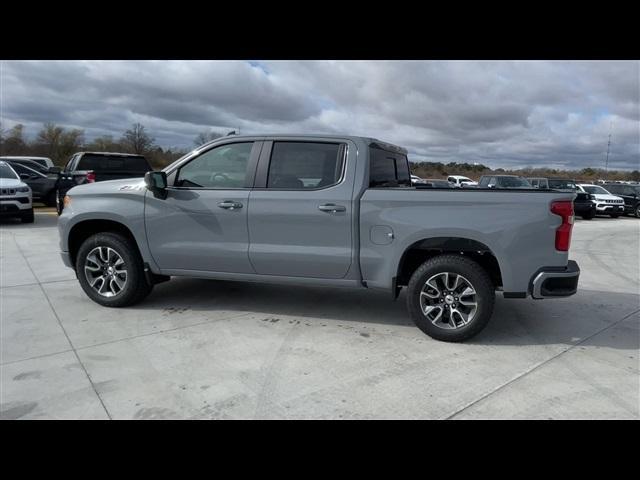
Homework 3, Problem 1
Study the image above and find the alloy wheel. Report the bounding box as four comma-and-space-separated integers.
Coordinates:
419, 272, 478, 329
84, 246, 128, 297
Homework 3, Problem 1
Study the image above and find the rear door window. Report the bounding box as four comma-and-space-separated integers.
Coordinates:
267, 142, 344, 189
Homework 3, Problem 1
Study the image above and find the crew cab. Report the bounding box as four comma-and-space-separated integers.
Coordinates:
56, 152, 152, 214
58, 135, 580, 342
576, 184, 625, 218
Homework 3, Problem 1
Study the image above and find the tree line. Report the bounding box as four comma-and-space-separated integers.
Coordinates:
410, 161, 640, 183
1, 121, 637, 181
0, 122, 233, 169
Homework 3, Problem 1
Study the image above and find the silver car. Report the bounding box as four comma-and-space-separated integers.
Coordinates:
0, 161, 34, 223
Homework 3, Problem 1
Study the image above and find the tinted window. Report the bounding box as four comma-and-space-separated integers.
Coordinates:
479, 177, 490, 187
497, 176, 531, 188
548, 179, 576, 190
267, 142, 343, 189
605, 184, 620, 193
77, 154, 151, 172
0, 164, 18, 179
369, 147, 411, 188
9, 164, 32, 176
177, 142, 253, 188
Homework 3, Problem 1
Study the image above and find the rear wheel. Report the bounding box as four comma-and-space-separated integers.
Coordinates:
635, 205, 640, 218
406, 255, 495, 342
581, 211, 594, 220
76, 232, 153, 307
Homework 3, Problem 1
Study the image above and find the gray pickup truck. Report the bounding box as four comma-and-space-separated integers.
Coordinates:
58, 135, 580, 342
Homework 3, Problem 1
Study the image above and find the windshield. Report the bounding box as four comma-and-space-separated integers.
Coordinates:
0, 164, 19, 179
548, 179, 576, 190
582, 186, 611, 195
498, 176, 531, 187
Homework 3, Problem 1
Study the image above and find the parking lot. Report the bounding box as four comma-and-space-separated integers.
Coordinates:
1, 210, 638, 419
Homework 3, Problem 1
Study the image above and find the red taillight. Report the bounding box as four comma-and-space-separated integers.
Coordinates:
551, 200, 574, 251
86, 171, 96, 183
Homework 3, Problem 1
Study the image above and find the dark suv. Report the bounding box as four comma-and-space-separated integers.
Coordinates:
604, 183, 640, 218
57, 152, 152, 214
478, 175, 532, 189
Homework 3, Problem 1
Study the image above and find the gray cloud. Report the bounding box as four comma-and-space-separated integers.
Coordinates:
1, 60, 638, 170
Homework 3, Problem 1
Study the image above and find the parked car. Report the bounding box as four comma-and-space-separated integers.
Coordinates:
603, 183, 640, 218
56, 152, 153, 214
0, 161, 34, 223
528, 177, 549, 189
447, 175, 478, 188
576, 184, 625, 218
0, 156, 55, 169
3, 159, 59, 206
478, 175, 532, 189
58, 134, 580, 343
411, 174, 427, 184
530, 178, 595, 219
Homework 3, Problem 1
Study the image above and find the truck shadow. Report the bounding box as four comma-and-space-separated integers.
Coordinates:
140, 278, 639, 350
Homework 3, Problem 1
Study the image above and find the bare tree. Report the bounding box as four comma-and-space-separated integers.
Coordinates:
87, 135, 121, 152
121, 123, 156, 154
2, 124, 27, 155
36, 122, 64, 158
194, 130, 224, 147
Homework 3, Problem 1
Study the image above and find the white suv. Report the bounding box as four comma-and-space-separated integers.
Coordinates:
447, 175, 478, 188
0, 161, 34, 223
576, 184, 624, 218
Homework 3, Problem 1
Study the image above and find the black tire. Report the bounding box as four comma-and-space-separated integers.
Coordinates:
406, 255, 495, 342
56, 190, 63, 215
20, 209, 34, 223
609, 213, 620, 218
44, 190, 57, 208
635, 205, 640, 219
75, 232, 153, 307
581, 212, 594, 220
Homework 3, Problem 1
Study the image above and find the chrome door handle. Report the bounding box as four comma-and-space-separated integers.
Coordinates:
318, 204, 346, 213
218, 201, 243, 210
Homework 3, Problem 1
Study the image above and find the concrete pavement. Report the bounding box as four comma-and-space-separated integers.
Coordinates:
1, 211, 638, 419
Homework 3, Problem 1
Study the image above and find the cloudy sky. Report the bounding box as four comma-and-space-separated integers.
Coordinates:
1, 60, 638, 170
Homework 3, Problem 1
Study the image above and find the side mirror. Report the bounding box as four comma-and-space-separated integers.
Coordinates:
144, 171, 168, 199
48, 166, 61, 174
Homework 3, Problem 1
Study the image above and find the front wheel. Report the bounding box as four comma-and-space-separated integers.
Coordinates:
635, 205, 640, 218
609, 213, 620, 218
406, 255, 495, 342
76, 232, 153, 307
581, 211, 595, 220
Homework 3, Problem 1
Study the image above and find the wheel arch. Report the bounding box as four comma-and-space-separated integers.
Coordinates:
395, 237, 503, 295
68, 219, 142, 269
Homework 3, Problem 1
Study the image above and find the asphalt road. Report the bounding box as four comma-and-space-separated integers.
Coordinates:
1, 210, 638, 419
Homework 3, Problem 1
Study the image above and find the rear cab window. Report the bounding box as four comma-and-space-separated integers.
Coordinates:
369, 147, 411, 188
76, 154, 151, 172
